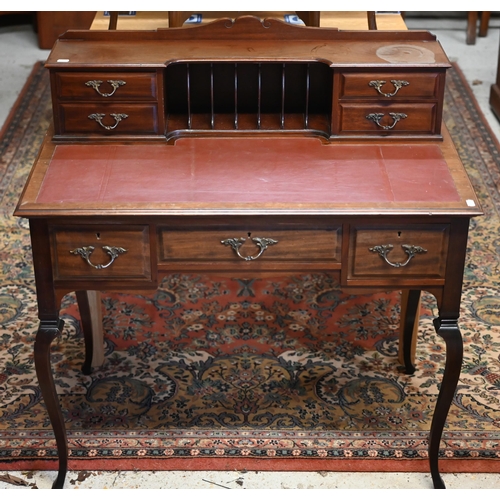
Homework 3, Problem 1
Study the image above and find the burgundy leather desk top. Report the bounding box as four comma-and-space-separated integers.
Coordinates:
36, 138, 460, 207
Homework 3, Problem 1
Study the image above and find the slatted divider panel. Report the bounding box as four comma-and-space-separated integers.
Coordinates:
165, 61, 332, 138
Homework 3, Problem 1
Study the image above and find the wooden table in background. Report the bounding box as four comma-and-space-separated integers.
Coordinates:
489, 34, 500, 122
89, 10, 407, 31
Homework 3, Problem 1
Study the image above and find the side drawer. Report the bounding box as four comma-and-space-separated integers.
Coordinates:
57, 103, 160, 135
54, 72, 158, 100
50, 225, 152, 280
158, 226, 342, 271
338, 72, 440, 99
347, 224, 450, 283
338, 102, 437, 135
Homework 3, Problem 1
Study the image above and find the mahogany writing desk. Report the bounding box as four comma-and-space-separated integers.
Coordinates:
15, 17, 482, 488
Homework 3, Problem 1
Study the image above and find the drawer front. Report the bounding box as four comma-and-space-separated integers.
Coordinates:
58, 103, 159, 135
51, 226, 151, 280
347, 224, 450, 281
158, 227, 342, 270
54, 72, 158, 100
339, 72, 440, 99
339, 103, 437, 134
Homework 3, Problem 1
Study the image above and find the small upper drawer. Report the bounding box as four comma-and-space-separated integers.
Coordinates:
50, 225, 152, 281
347, 224, 450, 283
57, 103, 160, 136
338, 72, 441, 99
338, 103, 437, 135
54, 72, 158, 100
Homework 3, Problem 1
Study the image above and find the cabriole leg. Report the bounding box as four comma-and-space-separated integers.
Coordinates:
399, 289, 421, 374
428, 317, 463, 489
76, 290, 104, 375
34, 318, 67, 489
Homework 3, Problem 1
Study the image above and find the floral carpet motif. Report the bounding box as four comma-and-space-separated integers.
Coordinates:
1, 62, 500, 472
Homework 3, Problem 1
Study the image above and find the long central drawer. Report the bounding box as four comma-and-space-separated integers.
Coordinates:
158, 225, 342, 272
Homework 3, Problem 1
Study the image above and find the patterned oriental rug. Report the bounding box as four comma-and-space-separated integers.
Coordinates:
1, 61, 500, 475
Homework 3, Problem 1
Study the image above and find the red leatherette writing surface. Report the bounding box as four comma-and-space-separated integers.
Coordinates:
36, 138, 460, 205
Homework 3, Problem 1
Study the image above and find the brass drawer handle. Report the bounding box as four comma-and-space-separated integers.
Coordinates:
366, 112, 407, 130
368, 79, 409, 97
88, 113, 128, 130
70, 245, 127, 269
369, 244, 427, 268
221, 236, 278, 261
85, 79, 126, 97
